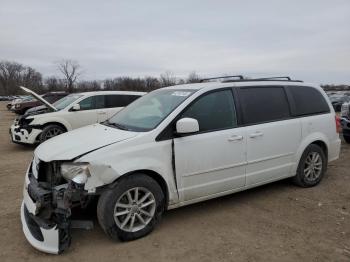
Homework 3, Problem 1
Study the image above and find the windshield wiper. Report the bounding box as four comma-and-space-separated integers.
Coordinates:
103, 120, 130, 131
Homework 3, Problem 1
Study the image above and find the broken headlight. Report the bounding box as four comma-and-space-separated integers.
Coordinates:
60, 162, 90, 184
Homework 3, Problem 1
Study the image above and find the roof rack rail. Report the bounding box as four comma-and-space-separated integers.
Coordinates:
200, 75, 303, 83
252, 76, 291, 81
200, 75, 244, 83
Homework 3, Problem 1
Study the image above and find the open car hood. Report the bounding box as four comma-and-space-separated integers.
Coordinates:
20, 86, 57, 111
35, 124, 139, 162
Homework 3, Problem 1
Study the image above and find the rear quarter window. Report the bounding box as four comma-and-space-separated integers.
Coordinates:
287, 86, 330, 116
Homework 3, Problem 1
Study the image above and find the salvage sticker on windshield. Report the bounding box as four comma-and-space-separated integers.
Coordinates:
171, 91, 191, 97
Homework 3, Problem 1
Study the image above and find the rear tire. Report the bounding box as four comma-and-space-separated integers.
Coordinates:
39, 124, 66, 143
292, 144, 327, 187
97, 174, 165, 242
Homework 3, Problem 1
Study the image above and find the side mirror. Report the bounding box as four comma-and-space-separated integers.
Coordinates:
71, 104, 80, 111
176, 118, 199, 134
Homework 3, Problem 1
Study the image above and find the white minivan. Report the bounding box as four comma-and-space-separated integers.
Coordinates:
10, 87, 145, 144
21, 77, 341, 254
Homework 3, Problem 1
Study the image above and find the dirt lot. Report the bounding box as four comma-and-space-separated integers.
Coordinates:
0, 101, 349, 262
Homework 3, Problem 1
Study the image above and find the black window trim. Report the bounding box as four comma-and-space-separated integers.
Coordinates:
156, 87, 239, 141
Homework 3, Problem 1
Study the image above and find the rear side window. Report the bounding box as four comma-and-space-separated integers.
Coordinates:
287, 86, 330, 116
95, 95, 105, 109
181, 89, 237, 132
105, 95, 140, 108
239, 86, 290, 125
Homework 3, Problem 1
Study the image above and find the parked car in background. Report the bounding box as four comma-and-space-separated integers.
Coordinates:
10, 86, 145, 144
329, 94, 350, 112
340, 102, 350, 143
20, 76, 340, 254
13, 92, 68, 115
0, 96, 12, 101
9, 96, 33, 110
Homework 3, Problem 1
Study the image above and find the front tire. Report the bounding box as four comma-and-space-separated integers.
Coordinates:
39, 124, 66, 143
292, 144, 327, 187
97, 174, 165, 242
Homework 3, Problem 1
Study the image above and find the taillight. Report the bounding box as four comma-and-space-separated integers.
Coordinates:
335, 115, 341, 133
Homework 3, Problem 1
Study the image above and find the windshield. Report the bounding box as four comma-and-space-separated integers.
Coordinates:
53, 94, 83, 110
107, 89, 195, 131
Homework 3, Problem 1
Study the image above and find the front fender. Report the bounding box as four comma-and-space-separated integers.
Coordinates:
80, 140, 178, 204
30, 117, 72, 131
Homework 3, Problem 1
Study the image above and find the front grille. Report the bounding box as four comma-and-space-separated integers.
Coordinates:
24, 204, 44, 242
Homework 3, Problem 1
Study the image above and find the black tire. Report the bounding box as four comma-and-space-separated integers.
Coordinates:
97, 174, 165, 242
343, 134, 350, 144
292, 144, 327, 187
39, 124, 66, 143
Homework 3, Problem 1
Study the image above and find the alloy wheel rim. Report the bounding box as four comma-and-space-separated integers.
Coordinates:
45, 128, 63, 140
113, 187, 156, 232
304, 152, 323, 182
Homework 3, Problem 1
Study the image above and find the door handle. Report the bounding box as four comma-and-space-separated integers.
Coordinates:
249, 131, 263, 138
97, 111, 107, 114
228, 135, 243, 142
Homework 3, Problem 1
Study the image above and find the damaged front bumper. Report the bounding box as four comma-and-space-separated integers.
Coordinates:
21, 161, 89, 254
10, 123, 42, 144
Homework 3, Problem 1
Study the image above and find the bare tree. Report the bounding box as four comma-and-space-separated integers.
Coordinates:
56, 59, 81, 93
0, 60, 43, 95
159, 71, 177, 87
0, 61, 23, 95
186, 71, 201, 83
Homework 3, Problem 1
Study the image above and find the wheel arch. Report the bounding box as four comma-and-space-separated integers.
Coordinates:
108, 169, 170, 210
293, 134, 330, 175
41, 122, 68, 132
310, 140, 328, 161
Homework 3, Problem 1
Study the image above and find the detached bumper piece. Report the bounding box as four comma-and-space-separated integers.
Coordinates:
21, 202, 62, 254
21, 179, 72, 254
21, 165, 89, 254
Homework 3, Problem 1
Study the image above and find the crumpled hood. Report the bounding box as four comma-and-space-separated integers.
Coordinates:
35, 124, 139, 162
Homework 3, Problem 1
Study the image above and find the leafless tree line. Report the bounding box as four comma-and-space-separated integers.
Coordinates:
0, 59, 201, 95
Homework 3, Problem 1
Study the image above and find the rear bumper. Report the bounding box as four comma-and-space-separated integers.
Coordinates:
329, 138, 341, 162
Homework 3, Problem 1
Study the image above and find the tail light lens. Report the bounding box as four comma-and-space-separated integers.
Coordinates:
335, 115, 341, 133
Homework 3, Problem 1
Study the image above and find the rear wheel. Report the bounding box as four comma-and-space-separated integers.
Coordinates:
293, 144, 327, 187
97, 174, 165, 241
39, 124, 66, 143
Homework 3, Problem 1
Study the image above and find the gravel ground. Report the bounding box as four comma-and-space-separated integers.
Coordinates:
0, 101, 349, 262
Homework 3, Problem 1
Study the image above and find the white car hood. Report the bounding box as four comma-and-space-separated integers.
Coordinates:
20, 86, 57, 111
35, 124, 139, 162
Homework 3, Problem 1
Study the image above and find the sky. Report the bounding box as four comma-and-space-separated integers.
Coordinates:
0, 0, 349, 84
